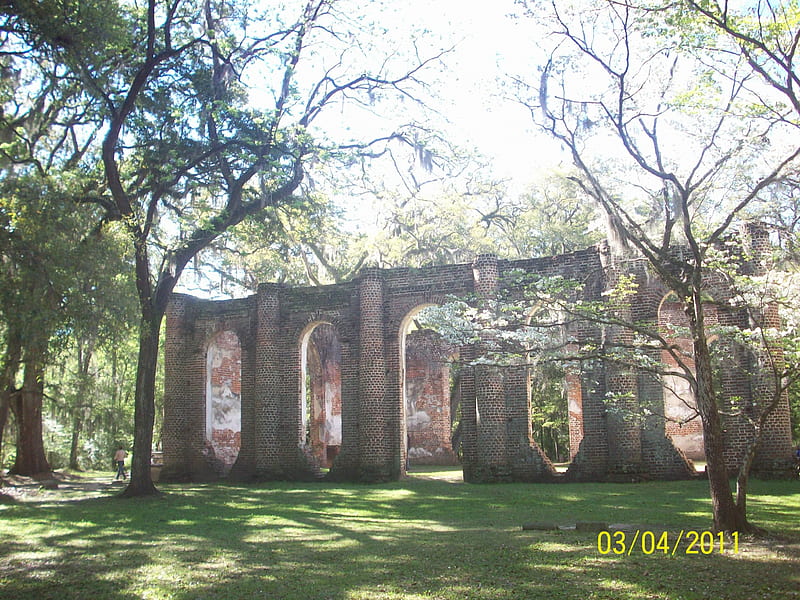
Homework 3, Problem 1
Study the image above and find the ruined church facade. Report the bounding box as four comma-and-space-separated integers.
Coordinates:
161, 235, 793, 483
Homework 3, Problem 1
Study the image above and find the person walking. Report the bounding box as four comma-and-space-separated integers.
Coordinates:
795, 445, 800, 478
114, 446, 128, 480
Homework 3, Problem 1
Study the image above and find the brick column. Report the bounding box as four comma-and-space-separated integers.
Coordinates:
565, 361, 610, 481
229, 301, 256, 480
459, 345, 479, 482
747, 290, 793, 477
605, 366, 642, 475
564, 345, 584, 460
254, 284, 283, 477
470, 254, 511, 480
740, 222, 793, 476
328, 334, 359, 479
506, 365, 555, 480
162, 294, 206, 481
162, 294, 189, 479
603, 265, 643, 478
357, 269, 391, 480
474, 363, 507, 479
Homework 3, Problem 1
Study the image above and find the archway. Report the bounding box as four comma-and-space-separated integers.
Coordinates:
205, 330, 241, 475
299, 322, 342, 468
525, 306, 581, 469
658, 292, 705, 462
400, 306, 459, 468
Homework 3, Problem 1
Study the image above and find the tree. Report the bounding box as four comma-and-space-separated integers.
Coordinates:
485, 172, 604, 258
182, 191, 368, 294
0, 2, 120, 476
55, 224, 138, 470
4, 0, 444, 494
511, 0, 800, 532
0, 175, 113, 475
193, 127, 604, 296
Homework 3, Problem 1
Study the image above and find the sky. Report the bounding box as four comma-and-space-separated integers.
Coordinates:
304, 0, 567, 184
406, 0, 557, 176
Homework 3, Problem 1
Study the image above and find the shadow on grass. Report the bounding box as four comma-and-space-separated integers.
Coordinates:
0, 475, 798, 599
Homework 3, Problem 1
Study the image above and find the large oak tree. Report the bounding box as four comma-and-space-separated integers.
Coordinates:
4, 0, 442, 494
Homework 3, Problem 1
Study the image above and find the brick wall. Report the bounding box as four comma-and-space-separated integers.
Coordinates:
162, 233, 792, 483
659, 295, 705, 462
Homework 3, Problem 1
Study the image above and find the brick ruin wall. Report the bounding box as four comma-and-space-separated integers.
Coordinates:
161, 238, 794, 483
658, 296, 705, 461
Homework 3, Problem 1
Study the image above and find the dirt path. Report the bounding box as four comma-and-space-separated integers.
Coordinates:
0, 471, 124, 503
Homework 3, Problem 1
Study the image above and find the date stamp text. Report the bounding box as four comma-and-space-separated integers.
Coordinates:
596, 530, 739, 555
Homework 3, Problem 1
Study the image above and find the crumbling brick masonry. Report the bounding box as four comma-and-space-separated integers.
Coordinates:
161, 240, 793, 483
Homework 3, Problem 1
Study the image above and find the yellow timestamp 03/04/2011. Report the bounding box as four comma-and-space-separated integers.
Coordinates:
596, 530, 739, 555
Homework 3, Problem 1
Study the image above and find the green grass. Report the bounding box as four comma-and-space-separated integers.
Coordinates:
1, 467, 798, 599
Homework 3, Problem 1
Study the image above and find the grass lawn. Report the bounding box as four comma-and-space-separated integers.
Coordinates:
1, 467, 798, 599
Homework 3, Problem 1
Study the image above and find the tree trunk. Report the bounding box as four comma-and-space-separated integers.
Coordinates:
11, 344, 51, 476
735, 436, 758, 520
69, 413, 83, 471
120, 316, 162, 497
0, 399, 8, 466
690, 294, 750, 533
735, 366, 787, 531
0, 330, 23, 456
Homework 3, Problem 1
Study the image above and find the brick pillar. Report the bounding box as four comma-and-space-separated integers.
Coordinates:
162, 294, 205, 481
565, 350, 584, 460
740, 222, 793, 477
254, 284, 283, 477
472, 254, 498, 298
604, 266, 643, 478
470, 254, 511, 480
357, 268, 392, 481
474, 363, 507, 479
565, 359, 610, 481
604, 338, 643, 476
605, 365, 643, 475
162, 294, 189, 479
638, 347, 695, 480
507, 365, 555, 480
748, 289, 793, 477
740, 222, 771, 276
330, 334, 360, 479
459, 346, 479, 482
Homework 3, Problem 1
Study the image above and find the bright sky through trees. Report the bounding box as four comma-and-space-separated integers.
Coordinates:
292, 0, 564, 182
174, 0, 566, 297
396, 0, 565, 179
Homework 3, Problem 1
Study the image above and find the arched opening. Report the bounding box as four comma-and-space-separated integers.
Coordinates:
400, 306, 459, 469
658, 292, 705, 463
526, 306, 579, 469
300, 322, 342, 468
205, 330, 241, 476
